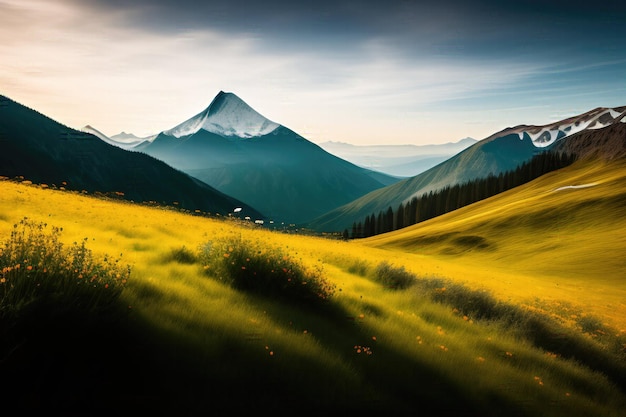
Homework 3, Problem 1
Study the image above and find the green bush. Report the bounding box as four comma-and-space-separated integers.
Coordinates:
374, 261, 416, 290
0, 217, 131, 322
200, 236, 335, 307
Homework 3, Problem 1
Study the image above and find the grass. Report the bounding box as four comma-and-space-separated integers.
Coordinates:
363, 159, 626, 330
0, 164, 625, 416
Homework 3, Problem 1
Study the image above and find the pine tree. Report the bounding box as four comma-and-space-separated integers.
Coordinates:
396, 202, 405, 230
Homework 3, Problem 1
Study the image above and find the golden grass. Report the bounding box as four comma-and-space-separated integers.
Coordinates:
362, 159, 626, 331
1, 165, 625, 415
1, 159, 624, 334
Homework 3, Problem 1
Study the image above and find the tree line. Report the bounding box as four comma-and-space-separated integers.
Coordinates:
345, 150, 577, 239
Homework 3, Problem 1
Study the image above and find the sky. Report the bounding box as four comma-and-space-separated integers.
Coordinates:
1, 0, 625, 145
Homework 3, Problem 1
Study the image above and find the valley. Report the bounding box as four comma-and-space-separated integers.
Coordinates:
1, 94, 625, 416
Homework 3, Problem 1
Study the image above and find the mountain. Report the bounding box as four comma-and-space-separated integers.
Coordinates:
111, 131, 157, 144
309, 106, 626, 232
551, 109, 626, 160
318, 138, 477, 177
0, 94, 262, 219
81, 126, 155, 150
135, 91, 400, 225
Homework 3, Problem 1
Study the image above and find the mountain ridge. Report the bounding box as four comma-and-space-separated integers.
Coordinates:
136, 91, 401, 224
318, 137, 478, 177
0, 94, 262, 219
308, 105, 626, 232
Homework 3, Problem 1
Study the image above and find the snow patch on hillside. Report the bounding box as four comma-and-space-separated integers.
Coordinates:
553, 183, 598, 192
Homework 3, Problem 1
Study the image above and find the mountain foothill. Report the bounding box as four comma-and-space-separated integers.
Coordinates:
1, 91, 624, 234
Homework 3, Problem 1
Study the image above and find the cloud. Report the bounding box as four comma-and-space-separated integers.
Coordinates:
2, 0, 625, 144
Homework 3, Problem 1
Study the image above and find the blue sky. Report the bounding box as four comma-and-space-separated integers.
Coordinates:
1, 0, 625, 145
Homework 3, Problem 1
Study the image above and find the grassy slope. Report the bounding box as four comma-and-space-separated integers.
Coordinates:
1, 166, 625, 415
362, 159, 626, 331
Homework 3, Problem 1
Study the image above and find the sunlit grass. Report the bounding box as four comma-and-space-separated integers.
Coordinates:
363, 159, 626, 330
1, 170, 625, 415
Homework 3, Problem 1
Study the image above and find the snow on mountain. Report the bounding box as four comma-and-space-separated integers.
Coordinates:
508, 107, 626, 148
82, 125, 116, 144
82, 125, 154, 150
110, 131, 157, 144
164, 91, 279, 139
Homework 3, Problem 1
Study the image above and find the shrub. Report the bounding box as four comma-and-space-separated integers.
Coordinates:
200, 236, 335, 307
347, 258, 370, 276
374, 261, 416, 290
0, 217, 131, 323
163, 245, 198, 264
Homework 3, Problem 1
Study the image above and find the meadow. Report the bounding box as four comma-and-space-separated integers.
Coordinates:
0, 159, 625, 416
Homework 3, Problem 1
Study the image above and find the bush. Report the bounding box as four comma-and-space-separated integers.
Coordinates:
200, 236, 335, 307
374, 261, 416, 290
163, 245, 198, 264
0, 217, 131, 322
347, 258, 370, 276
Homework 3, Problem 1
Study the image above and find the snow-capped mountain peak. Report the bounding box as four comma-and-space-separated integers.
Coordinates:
509, 106, 626, 148
165, 91, 280, 139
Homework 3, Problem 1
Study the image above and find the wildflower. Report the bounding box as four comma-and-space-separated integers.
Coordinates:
353, 345, 373, 355
477, 357, 485, 362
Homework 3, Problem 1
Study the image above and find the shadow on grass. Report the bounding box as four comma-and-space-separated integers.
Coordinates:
411, 278, 626, 392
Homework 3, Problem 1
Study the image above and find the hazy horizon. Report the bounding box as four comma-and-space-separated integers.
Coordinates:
1, 0, 625, 145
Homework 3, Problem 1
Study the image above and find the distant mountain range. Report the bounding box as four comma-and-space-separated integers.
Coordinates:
0, 95, 262, 219
4, 90, 623, 235
308, 106, 626, 232
114, 91, 401, 225
82, 125, 155, 150
318, 138, 477, 177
